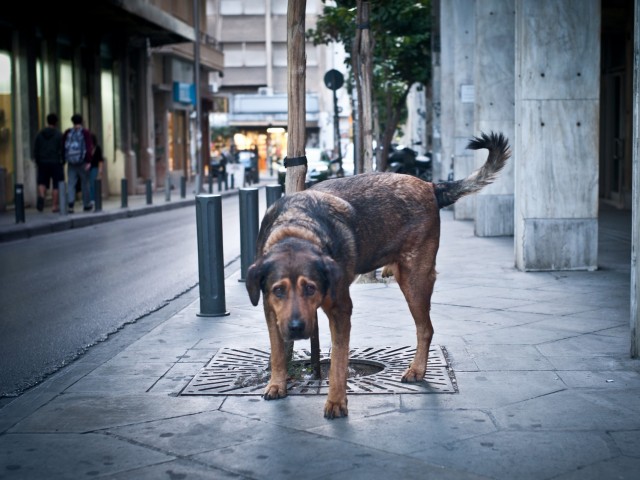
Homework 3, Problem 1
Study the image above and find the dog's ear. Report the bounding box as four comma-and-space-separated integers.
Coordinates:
321, 255, 343, 303
246, 260, 265, 306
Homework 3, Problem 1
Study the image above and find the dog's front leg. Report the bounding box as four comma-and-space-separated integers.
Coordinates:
264, 309, 288, 400
324, 314, 351, 419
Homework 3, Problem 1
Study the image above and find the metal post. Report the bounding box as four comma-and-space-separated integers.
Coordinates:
94, 179, 102, 212
165, 175, 171, 202
145, 179, 152, 205
239, 188, 259, 282
266, 184, 283, 208
121, 178, 128, 208
230, 174, 235, 189
58, 181, 67, 215
14, 184, 25, 223
194, 0, 203, 194
180, 176, 186, 198
208, 170, 213, 193
195, 194, 229, 317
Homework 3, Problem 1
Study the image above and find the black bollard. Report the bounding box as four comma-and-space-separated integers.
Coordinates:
265, 184, 283, 208
121, 178, 128, 208
94, 179, 102, 212
208, 171, 213, 194
165, 175, 171, 202
180, 176, 186, 198
14, 184, 25, 223
239, 188, 259, 282
145, 179, 152, 205
230, 174, 235, 190
58, 181, 67, 215
195, 194, 229, 317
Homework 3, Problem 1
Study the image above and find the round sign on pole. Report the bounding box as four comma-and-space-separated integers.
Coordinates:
324, 69, 344, 91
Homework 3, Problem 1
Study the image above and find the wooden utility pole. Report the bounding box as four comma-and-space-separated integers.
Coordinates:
285, 0, 307, 194
285, 0, 321, 377
354, 0, 374, 173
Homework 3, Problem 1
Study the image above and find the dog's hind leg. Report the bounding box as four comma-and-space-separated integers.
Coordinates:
395, 249, 438, 383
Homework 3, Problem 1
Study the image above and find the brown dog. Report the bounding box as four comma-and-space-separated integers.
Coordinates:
246, 132, 510, 418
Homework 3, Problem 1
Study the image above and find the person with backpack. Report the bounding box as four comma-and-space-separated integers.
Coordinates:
62, 114, 93, 213
33, 113, 64, 212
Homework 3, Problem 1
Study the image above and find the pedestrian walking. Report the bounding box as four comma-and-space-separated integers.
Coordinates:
62, 114, 93, 213
33, 113, 64, 212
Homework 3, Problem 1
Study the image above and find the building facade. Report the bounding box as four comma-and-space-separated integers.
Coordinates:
213, 0, 351, 173
0, 0, 224, 210
431, 0, 639, 354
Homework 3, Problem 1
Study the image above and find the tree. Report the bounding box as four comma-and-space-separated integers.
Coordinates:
308, 0, 431, 171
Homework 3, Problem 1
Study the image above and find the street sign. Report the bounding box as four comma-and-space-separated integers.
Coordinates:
324, 69, 344, 91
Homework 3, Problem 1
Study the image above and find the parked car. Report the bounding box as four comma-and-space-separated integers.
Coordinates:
277, 148, 331, 188
236, 149, 259, 184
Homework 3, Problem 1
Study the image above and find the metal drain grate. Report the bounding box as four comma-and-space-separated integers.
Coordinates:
181, 345, 457, 396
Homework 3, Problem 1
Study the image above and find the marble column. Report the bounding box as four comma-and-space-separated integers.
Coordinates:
473, 0, 515, 237
438, 0, 455, 186
452, 0, 476, 220
514, 0, 600, 271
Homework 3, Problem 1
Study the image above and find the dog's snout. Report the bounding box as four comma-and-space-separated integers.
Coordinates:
288, 319, 306, 339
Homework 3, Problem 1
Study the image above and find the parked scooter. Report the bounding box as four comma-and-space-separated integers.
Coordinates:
386, 145, 432, 181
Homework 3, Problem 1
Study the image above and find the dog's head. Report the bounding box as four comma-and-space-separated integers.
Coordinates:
246, 238, 341, 341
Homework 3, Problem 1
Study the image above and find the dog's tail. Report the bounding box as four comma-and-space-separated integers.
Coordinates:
434, 132, 510, 209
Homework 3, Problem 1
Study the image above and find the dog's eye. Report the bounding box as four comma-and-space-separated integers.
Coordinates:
272, 286, 286, 298
304, 284, 317, 296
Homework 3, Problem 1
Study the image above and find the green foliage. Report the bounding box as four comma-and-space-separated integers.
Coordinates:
308, 0, 431, 152
210, 126, 237, 148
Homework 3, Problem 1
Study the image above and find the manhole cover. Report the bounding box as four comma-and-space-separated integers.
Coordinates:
181, 346, 457, 396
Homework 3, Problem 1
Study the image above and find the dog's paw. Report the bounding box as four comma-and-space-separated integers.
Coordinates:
381, 265, 394, 278
324, 398, 348, 419
401, 366, 426, 383
263, 382, 287, 400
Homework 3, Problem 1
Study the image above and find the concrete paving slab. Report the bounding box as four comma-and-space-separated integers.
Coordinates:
108, 410, 270, 457
0, 432, 174, 479
399, 371, 565, 410
537, 332, 630, 356
191, 428, 483, 480
555, 369, 640, 388
220, 395, 401, 431
551, 456, 640, 480
491, 389, 640, 431
147, 361, 207, 395
8, 394, 222, 433
545, 354, 640, 371
466, 346, 556, 371
534, 314, 627, 334
309, 408, 496, 456
609, 430, 640, 458
106, 459, 246, 480
411, 430, 613, 480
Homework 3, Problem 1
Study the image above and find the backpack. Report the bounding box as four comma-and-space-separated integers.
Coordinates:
65, 128, 86, 164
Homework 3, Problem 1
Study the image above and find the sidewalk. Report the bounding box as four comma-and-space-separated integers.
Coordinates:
0, 205, 639, 479
0, 175, 277, 243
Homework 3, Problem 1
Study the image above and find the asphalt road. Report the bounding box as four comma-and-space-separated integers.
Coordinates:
0, 194, 265, 397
